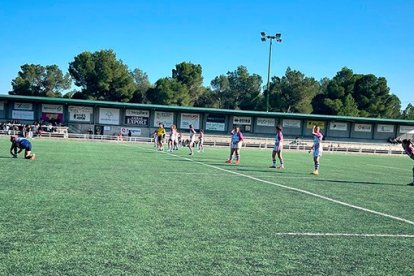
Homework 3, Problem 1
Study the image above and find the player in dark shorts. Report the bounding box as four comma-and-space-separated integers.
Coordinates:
402, 139, 414, 186
10, 136, 36, 160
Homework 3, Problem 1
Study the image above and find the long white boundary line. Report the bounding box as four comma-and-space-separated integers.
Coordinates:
273, 233, 414, 238
141, 147, 414, 226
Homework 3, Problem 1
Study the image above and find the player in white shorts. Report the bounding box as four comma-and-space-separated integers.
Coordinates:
309, 126, 323, 175
198, 129, 205, 153
188, 125, 197, 155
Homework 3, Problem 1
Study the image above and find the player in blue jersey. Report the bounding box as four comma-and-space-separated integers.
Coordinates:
10, 136, 36, 160
226, 126, 244, 165
270, 125, 284, 169
309, 126, 323, 175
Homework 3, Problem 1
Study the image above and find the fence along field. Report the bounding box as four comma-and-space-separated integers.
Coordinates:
0, 137, 413, 274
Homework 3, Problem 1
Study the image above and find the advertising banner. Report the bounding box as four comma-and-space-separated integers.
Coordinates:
42, 104, 63, 113
377, 124, 394, 133
154, 111, 174, 127
125, 109, 149, 117
120, 127, 142, 136
68, 106, 93, 122
14, 102, 33, 110
329, 122, 347, 131
206, 115, 225, 131
233, 116, 252, 125
99, 108, 120, 125
354, 123, 372, 132
257, 117, 275, 127
306, 120, 325, 129
399, 126, 414, 134
12, 110, 34, 120
41, 113, 64, 122
125, 116, 149, 126
180, 113, 200, 129
282, 119, 301, 128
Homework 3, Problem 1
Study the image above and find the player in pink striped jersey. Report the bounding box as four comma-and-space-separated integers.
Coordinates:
401, 139, 414, 186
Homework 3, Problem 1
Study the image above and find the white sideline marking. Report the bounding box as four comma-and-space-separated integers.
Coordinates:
273, 233, 414, 238
152, 149, 414, 226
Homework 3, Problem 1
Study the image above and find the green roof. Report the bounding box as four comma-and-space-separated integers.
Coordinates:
1, 94, 414, 125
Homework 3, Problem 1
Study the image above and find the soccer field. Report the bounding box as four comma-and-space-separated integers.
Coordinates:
1, 137, 413, 275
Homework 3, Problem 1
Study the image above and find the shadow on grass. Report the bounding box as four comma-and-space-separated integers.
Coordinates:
0, 156, 13, 159
314, 179, 402, 186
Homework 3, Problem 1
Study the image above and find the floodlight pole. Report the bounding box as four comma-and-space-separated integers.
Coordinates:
266, 38, 273, 113
261, 32, 282, 112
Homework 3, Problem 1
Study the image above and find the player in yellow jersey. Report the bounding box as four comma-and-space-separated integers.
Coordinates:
156, 123, 166, 151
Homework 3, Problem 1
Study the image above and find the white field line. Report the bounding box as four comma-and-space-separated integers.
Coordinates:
137, 147, 414, 226
273, 233, 414, 238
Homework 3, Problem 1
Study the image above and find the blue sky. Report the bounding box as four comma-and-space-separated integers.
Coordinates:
1, 0, 413, 108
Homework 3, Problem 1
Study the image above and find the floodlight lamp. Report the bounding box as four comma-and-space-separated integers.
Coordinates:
276, 39, 282, 42
261, 32, 266, 37
275, 33, 281, 39
261, 37, 266, 42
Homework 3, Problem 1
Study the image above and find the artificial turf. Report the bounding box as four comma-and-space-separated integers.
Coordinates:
0, 137, 413, 275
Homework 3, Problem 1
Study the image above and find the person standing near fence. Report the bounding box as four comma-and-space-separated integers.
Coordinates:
270, 125, 284, 169
309, 126, 323, 175
226, 126, 244, 165
401, 139, 414, 186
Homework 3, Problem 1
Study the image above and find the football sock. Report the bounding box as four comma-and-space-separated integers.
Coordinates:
315, 162, 320, 170
280, 158, 284, 165
236, 154, 239, 161
272, 159, 276, 166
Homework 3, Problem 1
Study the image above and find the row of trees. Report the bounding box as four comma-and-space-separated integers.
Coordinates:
8, 49, 414, 119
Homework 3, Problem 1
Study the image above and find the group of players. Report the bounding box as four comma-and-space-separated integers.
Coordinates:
154, 123, 205, 155
225, 125, 323, 175
6, 122, 414, 185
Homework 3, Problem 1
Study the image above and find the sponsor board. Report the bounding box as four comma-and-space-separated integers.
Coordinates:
233, 116, 251, 125
42, 104, 63, 113
68, 106, 93, 122
12, 110, 34, 120
354, 123, 372, 132
14, 102, 33, 110
180, 113, 200, 129
99, 108, 120, 125
329, 122, 347, 131
125, 109, 149, 117
282, 119, 301, 128
257, 117, 275, 127
377, 124, 394, 133
154, 111, 174, 127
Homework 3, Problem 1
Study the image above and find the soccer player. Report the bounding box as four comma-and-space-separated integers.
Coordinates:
188, 125, 197, 155
270, 125, 284, 169
168, 125, 178, 152
309, 126, 323, 175
198, 129, 205, 153
226, 126, 244, 165
401, 139, 414, 186
156, 123, 166, 151
10, 136, 36, 160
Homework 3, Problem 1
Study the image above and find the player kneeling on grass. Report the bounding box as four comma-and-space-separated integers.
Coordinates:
226, 126, 244, 165
270, 125, 284, 169
401, 139, 414, 186
10, 136, 35, 160
309, 126, 323, 175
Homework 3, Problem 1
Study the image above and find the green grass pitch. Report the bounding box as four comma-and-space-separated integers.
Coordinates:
0, 137, 413, 275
